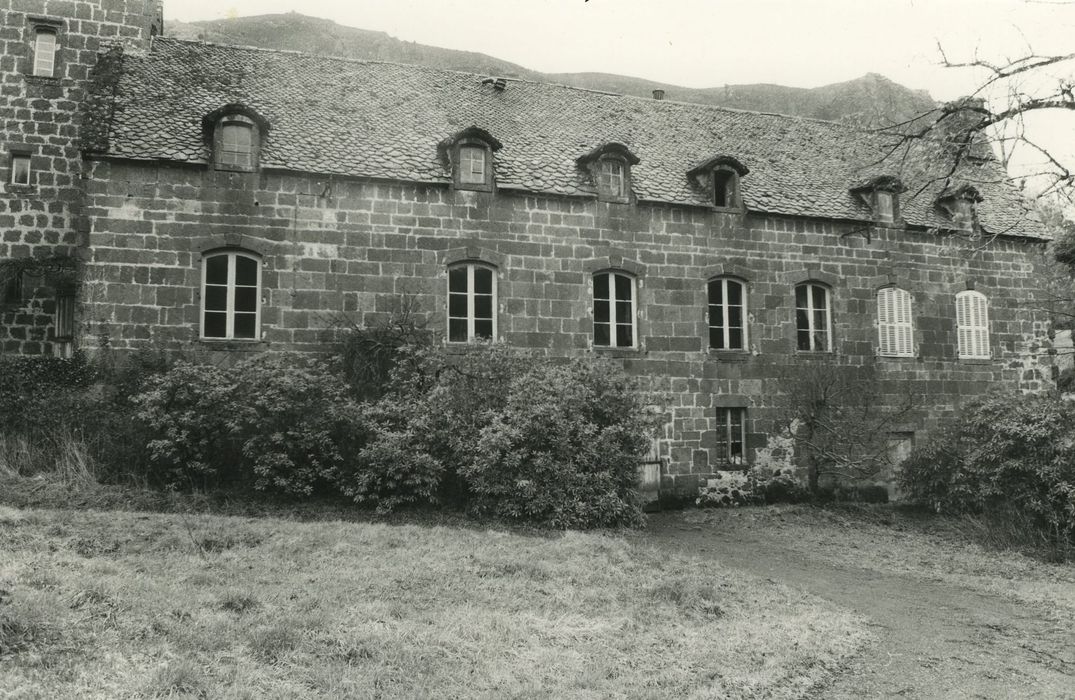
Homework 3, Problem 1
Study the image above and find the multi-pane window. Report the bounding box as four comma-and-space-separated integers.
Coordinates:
202, 251, 261, 340
448, 263, 495, 342
877, 287, 914, 357
708, 278, 746, 350
795, 283, 831, 351
219, 123, 253, 168
10, 154, 30, 185
715, 407, 746, 466
955, 290, 989, 359
597, 159, 627, 199
458, 145, 487, 185
33, 28, 57, 78
593, 271, 636, 348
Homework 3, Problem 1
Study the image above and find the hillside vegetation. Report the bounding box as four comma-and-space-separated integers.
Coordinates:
168, 12, 936, 125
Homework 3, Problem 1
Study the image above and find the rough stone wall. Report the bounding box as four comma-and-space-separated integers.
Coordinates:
0, 0, 154, 355
80, 161, 1055, 492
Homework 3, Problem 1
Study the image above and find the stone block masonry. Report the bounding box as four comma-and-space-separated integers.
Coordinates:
0, 0, 157, 355
79, 161, 1055, 493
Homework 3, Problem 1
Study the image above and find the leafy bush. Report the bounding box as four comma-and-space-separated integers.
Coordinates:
135, 354, 365, 495
334, 397, 443, 512
461, 358, 651, 528
900, 393, 1075, 556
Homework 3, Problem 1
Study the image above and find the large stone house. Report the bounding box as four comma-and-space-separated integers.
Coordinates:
0, 0, 1055, 493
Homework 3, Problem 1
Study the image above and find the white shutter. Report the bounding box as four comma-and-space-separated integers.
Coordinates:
956, 291, 989, 359
878, 288, 914, 357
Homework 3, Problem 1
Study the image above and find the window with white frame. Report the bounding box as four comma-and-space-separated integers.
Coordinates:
593, 271, 636, 348
33, 27, 57, 78
795, 282, 831, 351
10, 153, 31, 186
955, 290, 990, 359
708, 277, 747, 350
715, 406, 746, 466
447, 263, 496, 342
201, 251, 261, 340
877, 286, 914, 357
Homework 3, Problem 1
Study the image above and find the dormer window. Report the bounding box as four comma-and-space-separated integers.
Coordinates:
713, 169, 737, 208
439, 126, 501, 192
875, 191, 895, 223
597, 159, 627, 200
577, 143, 640, 204
936, 184, 982, 232
458, 145, 487, 185
850, 175, 904, 224
202, 105, 268, 173
687, 155, 749, 211
216, 115, 255, 170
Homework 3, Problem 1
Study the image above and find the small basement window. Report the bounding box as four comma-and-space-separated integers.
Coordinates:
715, 407, 746, 466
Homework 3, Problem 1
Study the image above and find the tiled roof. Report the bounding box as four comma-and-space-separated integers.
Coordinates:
87, 38, 1045, 238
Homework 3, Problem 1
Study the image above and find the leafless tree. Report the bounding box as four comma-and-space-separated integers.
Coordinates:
877, 44, 1074, 204
776, 358, 917, 493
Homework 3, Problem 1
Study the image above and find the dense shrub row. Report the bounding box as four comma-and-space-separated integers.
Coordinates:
900, 393, 1075, 557
1, 343, 654, 528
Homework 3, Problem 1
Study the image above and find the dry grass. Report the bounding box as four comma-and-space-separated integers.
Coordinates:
0, 431, 97, 485
0, 503, 870, 698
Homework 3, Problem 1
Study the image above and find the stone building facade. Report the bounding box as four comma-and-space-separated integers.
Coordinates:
0, 0, 161, 356
0, 1, 1055, 492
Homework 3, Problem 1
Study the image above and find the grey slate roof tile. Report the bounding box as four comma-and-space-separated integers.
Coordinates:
87, 38, 1044, 238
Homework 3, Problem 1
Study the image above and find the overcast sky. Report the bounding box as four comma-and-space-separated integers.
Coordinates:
167, 1, 1074, 192
167, 0, 1075, 100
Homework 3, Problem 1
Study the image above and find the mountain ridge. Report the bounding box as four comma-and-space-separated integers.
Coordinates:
166, 12, 937, 126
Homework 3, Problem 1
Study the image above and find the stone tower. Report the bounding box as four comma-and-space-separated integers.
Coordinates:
0, 0, 161, 356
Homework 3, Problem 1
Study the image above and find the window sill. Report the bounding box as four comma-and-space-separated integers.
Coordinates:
593, 345, 643, 358
212, 165, 257, 174
706, 349, 750, 362
454, 182, 494, 193
596, 194, 632, 205
711, 205, 744, 214
23, 75, 61, 86
957, 357, 993, 365
5, 184, 36, 195
197, 338, 268, 351
877, 353, 919, 362
793, 349, 835, 356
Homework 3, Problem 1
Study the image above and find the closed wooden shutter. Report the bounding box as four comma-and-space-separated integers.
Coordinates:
956, 291, 989, 358
878, 287, 913, 357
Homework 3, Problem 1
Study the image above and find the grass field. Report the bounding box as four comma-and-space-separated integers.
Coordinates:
0, 490, 869, 698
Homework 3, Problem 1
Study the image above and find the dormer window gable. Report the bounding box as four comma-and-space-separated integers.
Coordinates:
688, 155, 749, 210
936, 184, 983, 231
850, 175, 905, 224
577, 143, 640, 204
201, 104, 269, 172
439, 126, 502, 192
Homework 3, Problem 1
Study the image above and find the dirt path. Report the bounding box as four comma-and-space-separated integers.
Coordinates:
642, 512, 1075, 699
